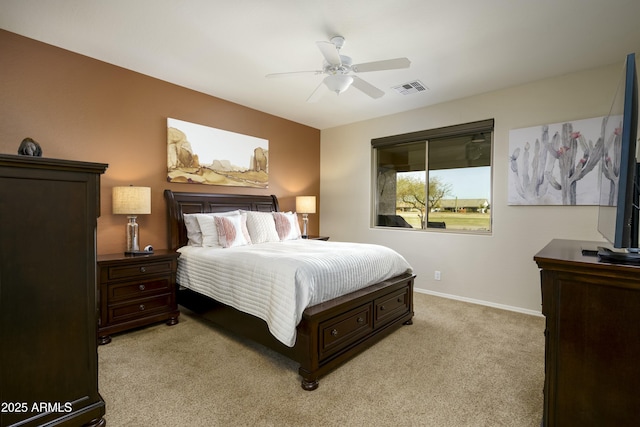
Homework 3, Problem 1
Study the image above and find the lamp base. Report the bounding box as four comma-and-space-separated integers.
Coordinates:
125, 250, 153, 256
302, 213, 309, 239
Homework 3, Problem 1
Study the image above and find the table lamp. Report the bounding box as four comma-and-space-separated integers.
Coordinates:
296, 196, 316, 238
113, 186, 151, 255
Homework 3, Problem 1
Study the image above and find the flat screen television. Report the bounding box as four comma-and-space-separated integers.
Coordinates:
597, 52, 639, 262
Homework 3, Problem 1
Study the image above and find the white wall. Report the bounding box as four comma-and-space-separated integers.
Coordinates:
320, 62, 624, 314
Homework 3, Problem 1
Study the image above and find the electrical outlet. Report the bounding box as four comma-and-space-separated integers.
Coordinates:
434, 270, 441, 281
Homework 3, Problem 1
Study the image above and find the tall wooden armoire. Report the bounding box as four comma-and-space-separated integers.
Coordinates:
0, 154, 107, 427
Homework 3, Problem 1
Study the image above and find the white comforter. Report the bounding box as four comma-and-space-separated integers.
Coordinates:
176, 239, 412, 347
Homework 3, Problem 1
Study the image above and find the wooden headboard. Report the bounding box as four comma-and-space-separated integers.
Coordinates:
164, 190, 280, 250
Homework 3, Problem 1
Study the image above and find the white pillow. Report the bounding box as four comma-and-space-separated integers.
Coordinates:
183, 214, 204, 246
185, 210, 239, 247
244, 211, 280, 244
214, 213, 252, 248
273, 211, 301, 241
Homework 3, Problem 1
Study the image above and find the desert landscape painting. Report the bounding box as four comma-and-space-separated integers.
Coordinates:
167, 118, 269, 188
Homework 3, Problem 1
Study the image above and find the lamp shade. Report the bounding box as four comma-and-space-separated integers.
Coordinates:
112, 186, 151, 215
296, 196, 316, 214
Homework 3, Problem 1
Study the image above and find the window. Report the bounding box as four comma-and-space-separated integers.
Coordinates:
373, 119, 493, 233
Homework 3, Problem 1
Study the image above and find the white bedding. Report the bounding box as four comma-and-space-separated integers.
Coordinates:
176, 239, 412, 347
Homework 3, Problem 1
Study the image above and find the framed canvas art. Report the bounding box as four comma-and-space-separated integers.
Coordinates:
167, 118, 269, 188
508, 116, 607, 205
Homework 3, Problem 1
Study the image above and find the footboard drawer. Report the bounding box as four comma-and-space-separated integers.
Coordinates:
319, 303, 373, 359
374, 287, 410, 327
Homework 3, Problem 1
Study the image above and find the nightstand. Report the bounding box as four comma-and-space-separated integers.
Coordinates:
97, 249, 180, 344
305, 235, 330, 241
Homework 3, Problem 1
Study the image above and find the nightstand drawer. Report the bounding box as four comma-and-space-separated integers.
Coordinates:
109, 277, 172, 301
107, 260, 173, 280
108, 294, 172, 323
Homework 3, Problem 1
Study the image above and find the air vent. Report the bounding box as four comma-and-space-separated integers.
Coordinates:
392, 80, 428, 95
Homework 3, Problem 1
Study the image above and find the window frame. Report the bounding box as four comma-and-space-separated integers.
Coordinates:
371, 119, 494, 233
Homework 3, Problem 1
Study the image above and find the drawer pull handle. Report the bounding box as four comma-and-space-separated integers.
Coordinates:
140, 267, 146, 273
331, 329, 338, 337
139, 304, 145, 311
397, 297, 403, 303
357, 317, 365, 324
139, 284, 146, 291
380, 305, 386, 311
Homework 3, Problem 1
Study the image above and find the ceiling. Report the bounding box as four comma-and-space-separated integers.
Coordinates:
2, 0, 640, 130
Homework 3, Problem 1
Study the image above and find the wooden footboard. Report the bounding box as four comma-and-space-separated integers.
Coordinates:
177, 272, 414, 390
295, 272, 414, 390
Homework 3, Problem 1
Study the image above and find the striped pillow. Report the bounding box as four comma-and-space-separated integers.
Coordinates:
244, 211, 280, 244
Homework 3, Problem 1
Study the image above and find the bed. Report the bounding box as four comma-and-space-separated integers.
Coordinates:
164, 190, 415, 390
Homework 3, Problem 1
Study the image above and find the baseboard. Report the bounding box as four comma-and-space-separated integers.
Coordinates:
414, 288, 543, 317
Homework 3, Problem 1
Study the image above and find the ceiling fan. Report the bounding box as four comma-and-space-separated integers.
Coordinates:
266, 36, 410, 102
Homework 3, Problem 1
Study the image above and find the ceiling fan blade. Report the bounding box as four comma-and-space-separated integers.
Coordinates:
351, 76, 385, 99
306, 81, 328, 103
266, 70, 321, 78
316, 41, 342, 66
352, 57, 411, 73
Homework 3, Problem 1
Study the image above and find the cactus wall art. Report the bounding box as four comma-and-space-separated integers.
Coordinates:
508, 116, 610, 205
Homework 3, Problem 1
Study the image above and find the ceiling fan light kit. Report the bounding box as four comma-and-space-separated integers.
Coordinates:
266, 35, 410, 102
324, 74, 353, 94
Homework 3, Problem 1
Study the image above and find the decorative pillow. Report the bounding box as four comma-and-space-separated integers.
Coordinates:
214, 213, 252, 248
273, 211, 301, 241
244, 211, 280, 244
183, 214, 205, 246
189, 210, 240, 247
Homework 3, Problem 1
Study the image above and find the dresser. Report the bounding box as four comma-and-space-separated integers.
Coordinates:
0, 154, 107, 427
97, 250, 180, 344
534, 239, 640, 427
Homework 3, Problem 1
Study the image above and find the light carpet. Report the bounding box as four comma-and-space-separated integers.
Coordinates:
98, 292, 544, 426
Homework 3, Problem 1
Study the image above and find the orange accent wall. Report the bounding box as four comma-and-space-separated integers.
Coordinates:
0, 30, 320, 255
